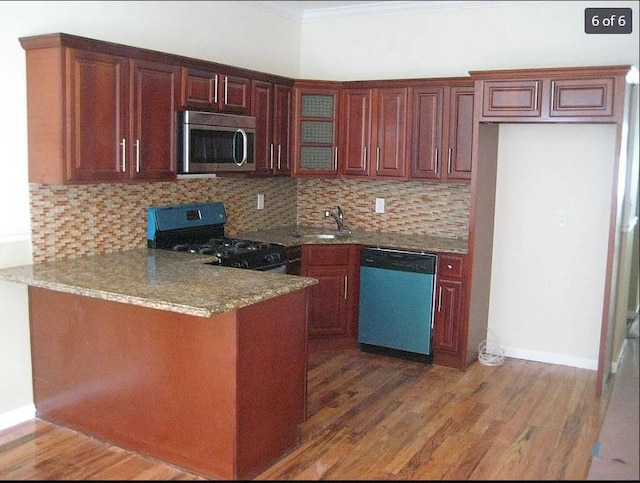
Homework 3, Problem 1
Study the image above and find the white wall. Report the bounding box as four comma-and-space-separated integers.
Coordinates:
0, 242, 33, 429
0, 0, 300, 429
489, 124, 617, 369
299, 1, 639, 80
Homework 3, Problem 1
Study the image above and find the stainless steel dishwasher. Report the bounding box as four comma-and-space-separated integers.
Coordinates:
358, 247, 437, 362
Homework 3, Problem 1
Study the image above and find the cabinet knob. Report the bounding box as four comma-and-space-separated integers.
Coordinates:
447, 264, 453, 269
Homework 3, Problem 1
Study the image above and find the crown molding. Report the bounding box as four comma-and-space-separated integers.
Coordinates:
243, 1, 545, 23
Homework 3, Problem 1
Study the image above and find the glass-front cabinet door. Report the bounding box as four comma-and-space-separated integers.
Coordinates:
293, 83, 340, 176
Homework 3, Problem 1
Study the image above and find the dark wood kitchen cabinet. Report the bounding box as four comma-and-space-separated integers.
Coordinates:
302, 244, 360, 351
292, 82, 341, 177
410, 83, 474, 181
473, 67, 621, 122
181, 67, 251, 114
479, 79, 543, 118
251, 80, 292, 175
433, 253, 468, 370
28, 284, 310, 480
340, 87, 409, 179
285, 245, 302, 275
20, 34, 179, 184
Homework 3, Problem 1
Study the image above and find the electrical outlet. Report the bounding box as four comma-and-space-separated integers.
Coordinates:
375, 198, 385, 214
257, 194, 264, 210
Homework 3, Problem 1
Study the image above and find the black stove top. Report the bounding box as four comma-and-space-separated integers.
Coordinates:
147, 202, 286, 271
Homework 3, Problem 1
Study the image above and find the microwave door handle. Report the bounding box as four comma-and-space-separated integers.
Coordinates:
235, 129, 248, 166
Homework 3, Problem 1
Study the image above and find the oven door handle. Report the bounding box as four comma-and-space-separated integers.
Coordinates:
233, 129, 248, 166
257, 262, 287, 273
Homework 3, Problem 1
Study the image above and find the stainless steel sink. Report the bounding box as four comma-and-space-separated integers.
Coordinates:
290, 230, 352, 240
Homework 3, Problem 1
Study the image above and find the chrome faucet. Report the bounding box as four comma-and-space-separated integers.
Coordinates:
324, 206, 344, 232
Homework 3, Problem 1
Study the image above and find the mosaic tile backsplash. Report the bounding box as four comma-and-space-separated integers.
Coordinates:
30, 177, 297, 263
30, 177, 470, 262
297, 178, 470, 238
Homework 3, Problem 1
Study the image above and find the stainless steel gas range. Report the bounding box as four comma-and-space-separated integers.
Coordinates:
147, 202, 286, 272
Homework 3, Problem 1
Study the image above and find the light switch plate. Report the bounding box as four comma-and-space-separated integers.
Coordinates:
257, 194, 264, 210
375, 198, 385, 214
557, 209, 567, 226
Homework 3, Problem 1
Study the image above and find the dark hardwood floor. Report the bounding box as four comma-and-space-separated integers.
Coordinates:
0, 348, 612, 480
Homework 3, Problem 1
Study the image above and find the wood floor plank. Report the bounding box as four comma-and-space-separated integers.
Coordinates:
0, 348, 611, 480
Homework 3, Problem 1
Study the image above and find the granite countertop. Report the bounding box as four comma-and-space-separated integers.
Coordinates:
237, 225, 468, 254
0, 248, 317, 318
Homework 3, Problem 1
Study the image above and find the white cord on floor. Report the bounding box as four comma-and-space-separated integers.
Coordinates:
478, 329, 505, 366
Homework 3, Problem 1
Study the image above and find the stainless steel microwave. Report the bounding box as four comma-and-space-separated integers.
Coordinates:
178, 111, 256, 174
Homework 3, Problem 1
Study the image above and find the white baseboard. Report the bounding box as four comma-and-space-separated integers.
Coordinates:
503, 346, 598, 371
0, 404, 36, 432
610, 338, 628, 374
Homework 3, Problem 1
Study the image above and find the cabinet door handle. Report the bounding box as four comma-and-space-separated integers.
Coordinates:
435, 148, 440, 173
447, 148, 453, 173
437, 286, 442, 312
277, 144, 282, 169
214, 74, 219, 104
120, 138, 126, 172
135, 139, 140, 173
344, 275, 348, 300
334, 147, 338, 170
270, 144, 274, 170
224, 76, 228, 105
376, 146, 380, 171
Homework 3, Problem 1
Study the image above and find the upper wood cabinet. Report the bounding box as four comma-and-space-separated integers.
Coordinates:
130, 59, 181, 181
20, 32, 292, 185
273, 84, 293, 174
446, 86, 475, 180
21, 37, 179, 184
251, 80, 292, 175
472, 66, 629, 123
292, 82, 341, 177
410, 84, 474, 181
480, 79, 543, 118
340, 88, 372, 176
548, 77, 616, 119
181, 67, 250, 114
339, 87, 410, 180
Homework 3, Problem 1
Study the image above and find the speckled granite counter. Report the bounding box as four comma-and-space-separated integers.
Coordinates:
0, 248, 317, 318
237, 225, 468, 254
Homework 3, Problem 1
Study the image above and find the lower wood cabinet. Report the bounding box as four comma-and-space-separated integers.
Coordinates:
300, 243, 470, 367
433, 253, 468, 370
285, 245, 302, 275
301, 244, 361, 351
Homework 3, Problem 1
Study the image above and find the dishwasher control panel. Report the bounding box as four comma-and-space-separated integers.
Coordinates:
360, 247, 436, 274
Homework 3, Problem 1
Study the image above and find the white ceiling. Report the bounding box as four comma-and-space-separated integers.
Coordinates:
242, 1, 514, 22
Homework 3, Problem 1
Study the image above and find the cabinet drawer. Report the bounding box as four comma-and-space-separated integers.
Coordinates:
481, 80, 542, 118
549, 78, 615, 118
305, 245, 350, 266
438, 254, 464, 279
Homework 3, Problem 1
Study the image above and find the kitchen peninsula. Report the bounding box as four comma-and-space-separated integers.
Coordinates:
0, 248, 317, 480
